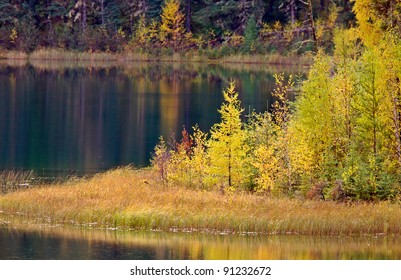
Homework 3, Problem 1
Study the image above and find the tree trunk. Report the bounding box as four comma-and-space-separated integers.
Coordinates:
228, 147, 232, 187
393, 79, 401, 167
82, 0, 87, 31
307, 0, 317, 51
101, 0, 105, 26
290, 0, 296, 25
185, 0, 191, 33
371, 69, 377, 157
45, 0, 54, 46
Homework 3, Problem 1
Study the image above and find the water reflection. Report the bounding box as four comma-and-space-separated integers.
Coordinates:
0, 226, 399, 260
0, 62, 304, 175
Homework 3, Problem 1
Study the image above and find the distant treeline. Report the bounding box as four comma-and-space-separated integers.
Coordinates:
0, 0, 354, 54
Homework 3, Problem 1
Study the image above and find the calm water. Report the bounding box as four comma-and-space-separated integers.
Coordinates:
1, 226, 400, 260
0, 61, 303, 176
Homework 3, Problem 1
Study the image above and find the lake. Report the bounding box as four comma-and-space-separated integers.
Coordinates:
0, 61, 304, 176
1, 226, 400, 260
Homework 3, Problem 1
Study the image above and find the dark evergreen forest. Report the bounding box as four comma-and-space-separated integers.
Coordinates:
0, 0, 354, 53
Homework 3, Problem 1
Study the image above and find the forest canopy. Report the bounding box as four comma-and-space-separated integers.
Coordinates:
0, 0, 355, 54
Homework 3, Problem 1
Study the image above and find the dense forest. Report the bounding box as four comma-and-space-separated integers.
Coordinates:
0, 0, 354, 54
151, 0, 401, 201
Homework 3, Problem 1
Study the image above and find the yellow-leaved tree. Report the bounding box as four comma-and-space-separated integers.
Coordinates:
190, 125, 209, 189
133, 15, 160, 49
352, 0, 401, 47
207, 82, 250, 191
151, 125, 209, 189
160, 0, 185, 50
166, 127, 193, 188
251, 74, 295, 195
290, 53, 337, 186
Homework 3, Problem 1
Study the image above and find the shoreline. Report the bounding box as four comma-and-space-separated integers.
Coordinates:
0, 49, 313, 66
1, 167, 400, 236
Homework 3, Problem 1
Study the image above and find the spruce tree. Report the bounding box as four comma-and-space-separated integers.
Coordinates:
243, 14, 258, 53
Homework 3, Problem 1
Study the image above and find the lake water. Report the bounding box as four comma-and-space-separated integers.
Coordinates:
1, 226, 400, 260
0, 61, 304, 176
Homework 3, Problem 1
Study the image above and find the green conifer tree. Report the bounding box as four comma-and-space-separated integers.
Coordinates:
243, 14, 258, 53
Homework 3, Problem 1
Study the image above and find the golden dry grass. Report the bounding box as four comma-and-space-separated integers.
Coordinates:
1, 167, 400, 235
221, 53, 313, 66
29, 48, 123, 61
0, 50, 29, 60
0, 48, 311, 66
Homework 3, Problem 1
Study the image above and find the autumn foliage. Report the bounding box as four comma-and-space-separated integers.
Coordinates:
160, 0, 185, 50
0, 0, 353, 55
152, 6, 401, 201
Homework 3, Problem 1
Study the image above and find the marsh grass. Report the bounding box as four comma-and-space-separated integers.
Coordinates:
220, 53, 312, 65
29, 49, 123, 61
0, 170, 79, 194
1, 167, 400, 235
0, 50, 29, 60
0, 48, 311, 66
0, 170, 38, 194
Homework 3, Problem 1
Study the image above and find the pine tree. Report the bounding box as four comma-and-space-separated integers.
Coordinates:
207, 82, 249, 190
292, 54, 333, 171
160, 0, 185, 50
250, 111, 280, 193
0, 1, 18, 24
250, 74, 296, 194
243, 14, 258, 53
380, 37, 401, 171
349, 44, 399, 199
133, 14, 148, 47
355, 49, 391, 160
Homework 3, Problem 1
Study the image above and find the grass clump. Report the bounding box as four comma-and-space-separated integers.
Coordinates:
1, 167, 400, 236
0, 170, 39, 194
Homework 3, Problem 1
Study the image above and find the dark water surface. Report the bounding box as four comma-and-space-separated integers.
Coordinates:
1, 226, 400, 260
0, 61, 303, 176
